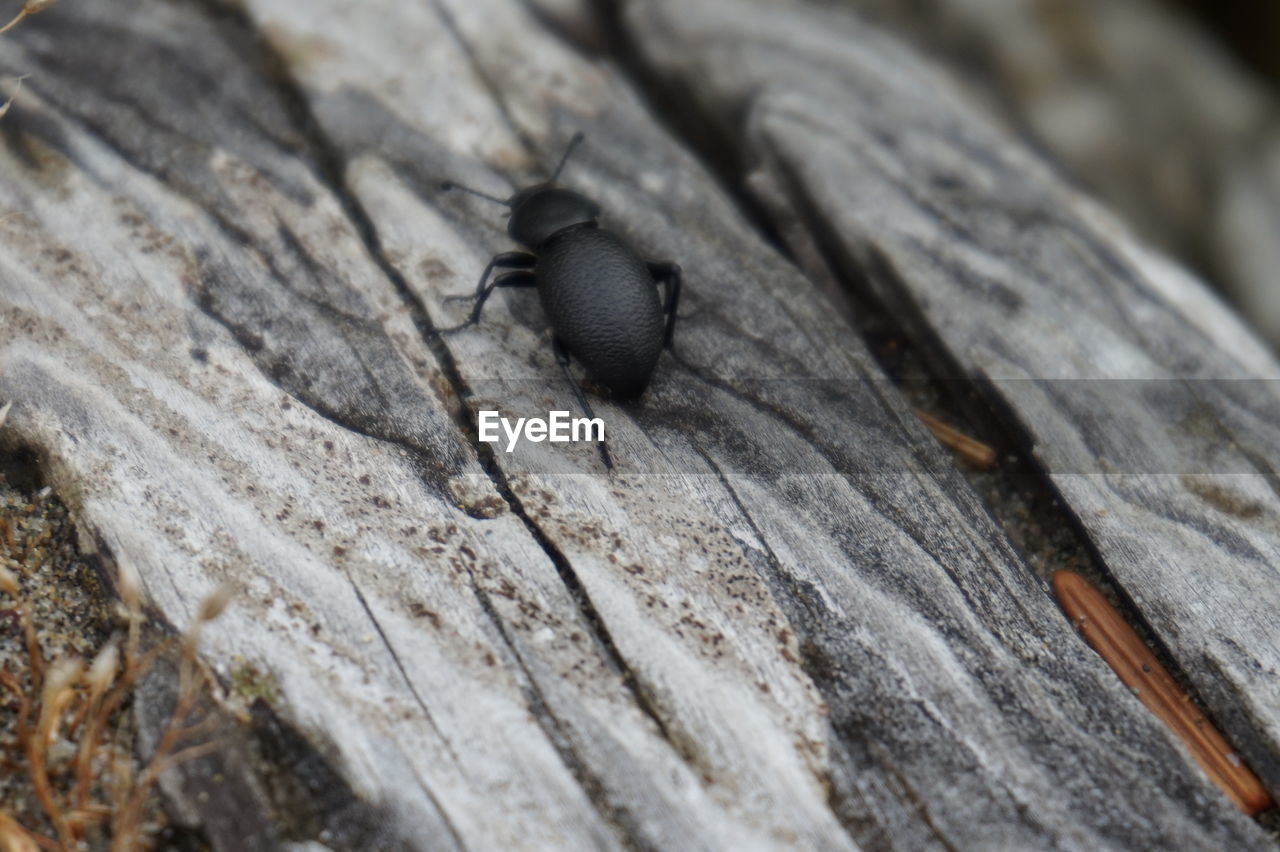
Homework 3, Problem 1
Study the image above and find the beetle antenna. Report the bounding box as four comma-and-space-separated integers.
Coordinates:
439, 181, 510, 206
549, 132, 585, 183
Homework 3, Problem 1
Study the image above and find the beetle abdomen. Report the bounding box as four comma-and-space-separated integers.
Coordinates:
536, 228, 664, 398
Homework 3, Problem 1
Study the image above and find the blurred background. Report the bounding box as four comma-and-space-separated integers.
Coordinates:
817, 0, 1280, 352
1165, 1, 1280, 86
536, 0, 1280, 353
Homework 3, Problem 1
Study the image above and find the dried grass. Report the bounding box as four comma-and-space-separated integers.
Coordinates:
0, 402, 234, 850
1, 0, 59, 120
0, 0, 58, 36
4, 3, 230, 843
0, 562, 235, 851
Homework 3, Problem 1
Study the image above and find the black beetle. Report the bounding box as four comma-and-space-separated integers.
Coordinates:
441, 133, 681, 469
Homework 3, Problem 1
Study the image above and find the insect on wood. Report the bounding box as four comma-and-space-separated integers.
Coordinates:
441, 133, 682, 470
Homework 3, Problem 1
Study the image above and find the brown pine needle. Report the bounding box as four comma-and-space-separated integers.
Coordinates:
1053, 570, 1274, 816
914, 408, 997, 468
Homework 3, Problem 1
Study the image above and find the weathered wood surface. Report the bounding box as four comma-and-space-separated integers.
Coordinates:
625, 0, 1280, 803
820, 0, 1280, 349
0, 0, 1273, 848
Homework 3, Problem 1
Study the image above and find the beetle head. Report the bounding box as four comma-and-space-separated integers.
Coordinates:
506, 185, 599, 248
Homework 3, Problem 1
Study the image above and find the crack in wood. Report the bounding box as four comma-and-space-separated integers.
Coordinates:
7, 0, 1276, 845
594, 7, 1278, 833
183, 2, 716, 838
343, 583, 468, 850
465, 582, 648, 851
761, 129, 1278, 796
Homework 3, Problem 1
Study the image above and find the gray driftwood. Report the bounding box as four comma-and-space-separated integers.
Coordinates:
0, 0, 1274, 848
626, 0, 1280, 805
816, 0, 1280, 349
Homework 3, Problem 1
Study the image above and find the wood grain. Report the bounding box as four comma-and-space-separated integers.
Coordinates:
254, 0, 1270, 845
823, 0, 1280, 346
0, 0, 1270, 846
622, 0, 1280, 807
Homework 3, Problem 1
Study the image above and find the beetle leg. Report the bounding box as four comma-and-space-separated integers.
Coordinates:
553, 337, 613, 471
442, 266, 537, 332
474, 251, 535, 297
465, 270, 537, 326
443, 251, 534, 305
647, 261, 682, 348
